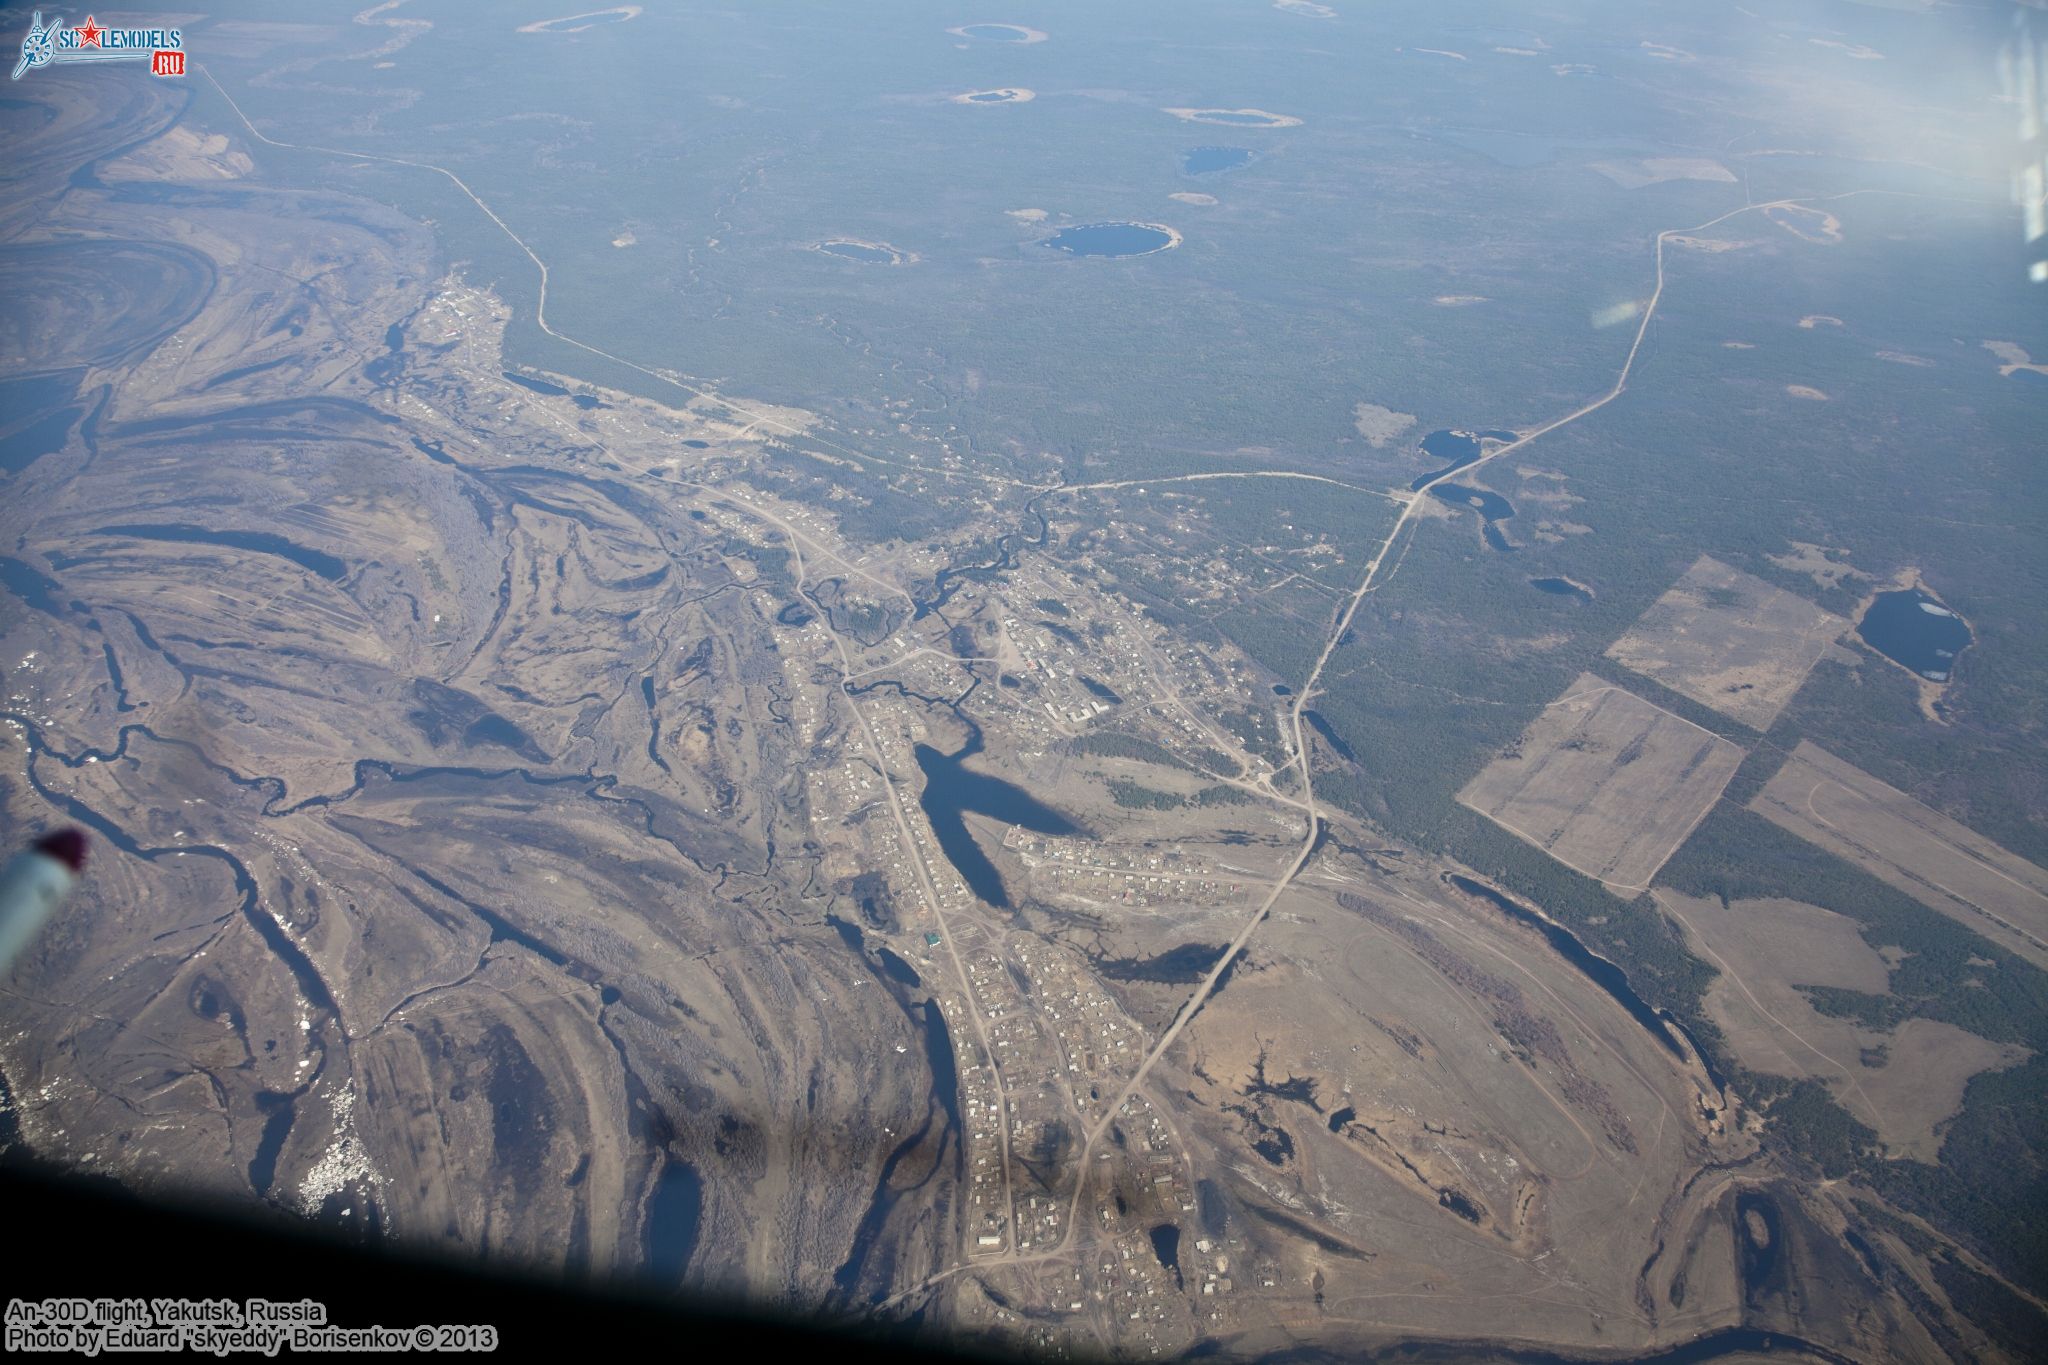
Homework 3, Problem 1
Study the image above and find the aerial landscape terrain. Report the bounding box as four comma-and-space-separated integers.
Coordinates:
1, 1, 2044, 1360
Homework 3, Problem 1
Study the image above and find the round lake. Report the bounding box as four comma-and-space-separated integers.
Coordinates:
1183, 146, 1254, 175
1857, 588, 1973, 682
1046, 222, 1179, 258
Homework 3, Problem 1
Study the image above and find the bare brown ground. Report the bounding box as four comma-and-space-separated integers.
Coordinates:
1751, 742, 2048, 969
1605, 555, 1845, 730
1657, 892, 2027, 1160
1459, 675, 1746, 891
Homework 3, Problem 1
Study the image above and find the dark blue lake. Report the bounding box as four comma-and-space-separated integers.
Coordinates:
248, 1092, 295, 1197
1183, 146, 1253, 175
1046, 223, 1177, 258
0, 409, 77, 478
1411, 428, 1517, 491
1857, 589, 1973, 681
1428, 484, 1517, 551
1149, 1223, 1183, 1290
0, 373, 81, 473
914, 737, 1078, 907
502, 370, 567, 397
644, 1161, 703, 1284
876, 946, 922, 987
1529, 577, 1591, 601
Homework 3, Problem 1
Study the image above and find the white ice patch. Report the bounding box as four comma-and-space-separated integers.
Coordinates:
296, 1086, 383, 1217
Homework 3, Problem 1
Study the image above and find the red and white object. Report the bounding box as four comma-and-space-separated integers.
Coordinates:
0, 829, 85, 972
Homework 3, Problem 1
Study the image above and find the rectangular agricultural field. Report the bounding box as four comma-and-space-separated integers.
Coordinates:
1459, 673, 1746, 891
1604, 555, 1845, 730
1750, 741, 2048, 969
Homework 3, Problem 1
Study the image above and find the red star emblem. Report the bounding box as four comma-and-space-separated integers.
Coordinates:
76, 16, 102, 47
